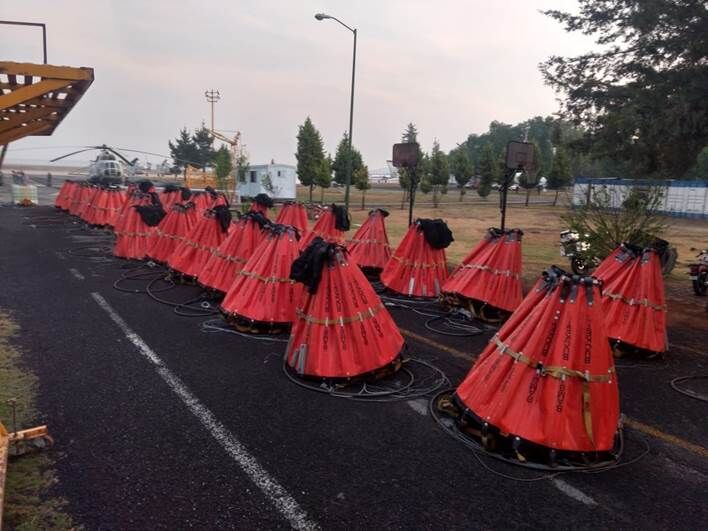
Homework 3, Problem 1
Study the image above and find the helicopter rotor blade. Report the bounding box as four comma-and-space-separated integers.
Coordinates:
50, 148, 97, 162
115, 147, 202, 167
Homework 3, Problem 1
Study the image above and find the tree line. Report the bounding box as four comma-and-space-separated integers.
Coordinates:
167, 126, 248, 189
295, 117, 370, 206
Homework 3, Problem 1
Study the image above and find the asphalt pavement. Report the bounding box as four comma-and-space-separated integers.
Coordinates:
0, 204, 706, 529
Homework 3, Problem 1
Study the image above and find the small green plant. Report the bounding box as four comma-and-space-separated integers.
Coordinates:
562, 184, 669, 262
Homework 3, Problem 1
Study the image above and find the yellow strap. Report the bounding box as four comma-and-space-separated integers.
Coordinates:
492, 336, 615, 383
391, 255, 447, 269
492, 334, 617, 446
457, 262, 520, 279
602, 290, 667, 312
296, 303, 384, 326
239, 270, 295, 284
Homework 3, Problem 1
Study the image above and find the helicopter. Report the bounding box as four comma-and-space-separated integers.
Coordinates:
50, 145, 139, 181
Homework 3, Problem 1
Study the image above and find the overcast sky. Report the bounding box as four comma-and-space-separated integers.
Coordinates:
2, 1, 593, 168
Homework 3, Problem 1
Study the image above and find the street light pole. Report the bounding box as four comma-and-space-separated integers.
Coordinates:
315, 13, 357, 210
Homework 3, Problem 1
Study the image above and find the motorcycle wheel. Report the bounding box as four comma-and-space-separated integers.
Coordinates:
660, 247, 678, 276
571, 256, 589, 276
694, 273, 708, 296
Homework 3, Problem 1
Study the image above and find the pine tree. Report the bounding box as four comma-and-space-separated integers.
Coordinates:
429, 140, 449, 208
213, 145, 233, 191
332, 133, 363, 186
418, 153, 432, 196
192, 126, 215, 170
541, 0, 708, 178
398, 123, 421, 208
449, 148, 474, 201
296, 117, 327, 202
168, 127, 199, 175
354, 165, 370, 210
314, 155, 332, 203
477, 143, 499, 199
548, 146, 572, 206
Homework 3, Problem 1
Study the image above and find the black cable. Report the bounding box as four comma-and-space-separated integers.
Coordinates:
66, 244, 114, 260
670, 375, 708, 403
282, 354, 449, 402
112, 263, 172, 294
424, 314, 484, 337
200, 319, 290, 342
142, 273, 220, 317
282, 359, 416, 398
429, 389, 648, 480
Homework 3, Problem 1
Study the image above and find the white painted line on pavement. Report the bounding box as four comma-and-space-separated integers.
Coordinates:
91, 292, 318, 531
54, 251, 66, 261
551, 478, 597, 506
406, 399, 428, 416
69, 268, 85, 281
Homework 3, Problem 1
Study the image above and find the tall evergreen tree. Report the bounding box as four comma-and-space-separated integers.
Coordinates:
548, 146, 572, 206
449, 148, 474, 201
192, 126, 215, 170
332, 133, 363, 186
168, 127, 199, 174
354, 165, 370, 210
314, 155, 332, 203
213, 145, 233, 191
398, 123, 422, 208
418, 153, 432, 196
477, 143, 499, 198
429, 140, 449, 208
296, 117, 327, 202
541, 0, 708, 178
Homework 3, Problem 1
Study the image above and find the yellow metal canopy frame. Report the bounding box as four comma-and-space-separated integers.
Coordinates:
0, 61, 94, 146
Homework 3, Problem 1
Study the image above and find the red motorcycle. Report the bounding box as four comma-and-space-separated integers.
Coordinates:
689, 249, 708, 296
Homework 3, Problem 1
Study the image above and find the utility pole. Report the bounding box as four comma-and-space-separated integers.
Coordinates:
204, 89, 221, 136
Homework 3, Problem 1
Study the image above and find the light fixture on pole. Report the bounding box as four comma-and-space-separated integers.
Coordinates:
314, 12, 357, 210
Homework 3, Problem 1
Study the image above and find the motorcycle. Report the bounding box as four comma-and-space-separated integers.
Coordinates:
559, 230, 599, 275
559, 231, 677, 276
689, 249, 708, 296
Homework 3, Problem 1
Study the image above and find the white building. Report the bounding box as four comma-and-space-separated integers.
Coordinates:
239, 162, 296, 200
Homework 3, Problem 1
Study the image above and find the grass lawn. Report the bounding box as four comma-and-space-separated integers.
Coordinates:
0, 311, 73, 530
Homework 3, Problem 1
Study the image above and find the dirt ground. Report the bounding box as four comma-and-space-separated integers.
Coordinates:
295, 184, 708, 335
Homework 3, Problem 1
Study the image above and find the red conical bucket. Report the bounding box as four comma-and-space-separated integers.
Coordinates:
348, 209, 392, 274
199, 211, 270, 293
380, 219, 452, 298
113, 190, 161, 260
442, 228, 523, 318
286, 238, 404, 379
55, 180, 74, 210
104, 187, 128, 228
221, 224, 303, 330
299, 205, 349, 249
594, 244, 667, 354
167, 202, 232, 279
276, 201, 309, 234
149, 202, 199, 264
453, 266, 620, 455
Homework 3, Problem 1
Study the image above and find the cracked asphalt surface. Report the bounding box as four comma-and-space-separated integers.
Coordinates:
0, 201, 706, 529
